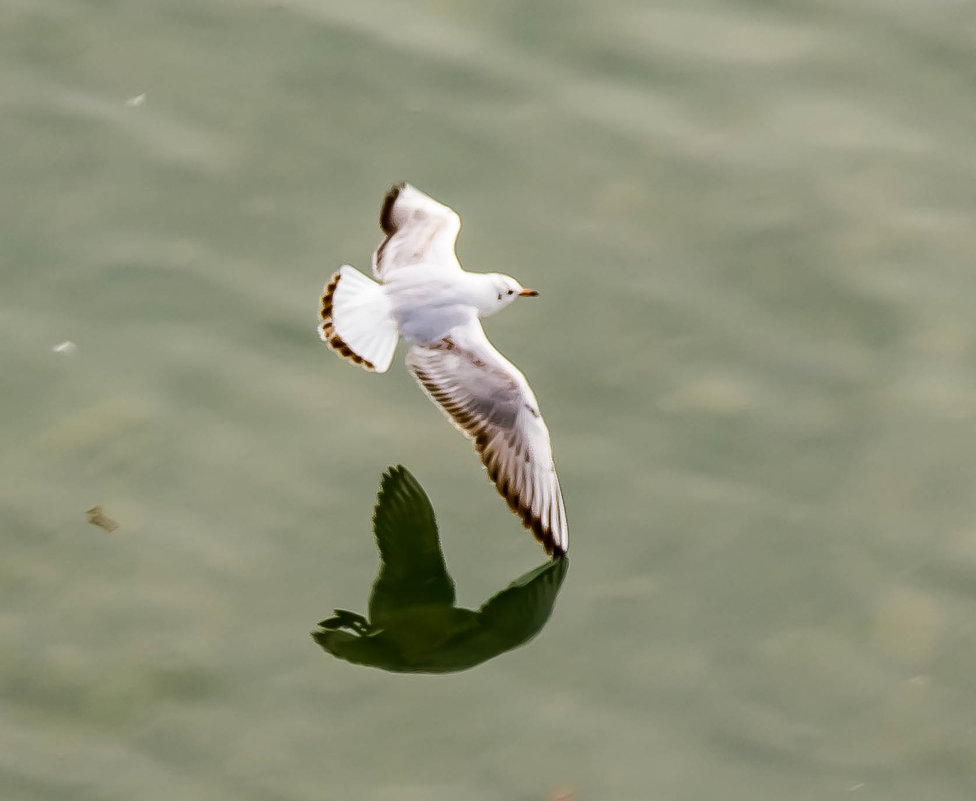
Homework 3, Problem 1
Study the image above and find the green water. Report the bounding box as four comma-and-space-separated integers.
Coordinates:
3, 1, 976, 798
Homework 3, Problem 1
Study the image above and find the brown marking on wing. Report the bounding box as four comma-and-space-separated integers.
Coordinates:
318, 271, 376, 371
376, 182, 405, 265
411, 340, 566, 558
483, 435, 564, 558
379, 182, 404, 235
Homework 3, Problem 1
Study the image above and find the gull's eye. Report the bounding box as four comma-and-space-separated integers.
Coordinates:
507, 289, 514, 295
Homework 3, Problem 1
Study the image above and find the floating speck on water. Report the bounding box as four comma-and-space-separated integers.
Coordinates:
86, 506, 120, 533
53, 341, 76, 354
125, 93, 146, 107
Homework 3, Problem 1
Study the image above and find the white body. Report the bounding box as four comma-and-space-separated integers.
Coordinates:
386, 270, 506, 344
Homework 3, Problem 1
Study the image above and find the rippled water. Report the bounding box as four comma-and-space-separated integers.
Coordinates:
3, 1, 976, 799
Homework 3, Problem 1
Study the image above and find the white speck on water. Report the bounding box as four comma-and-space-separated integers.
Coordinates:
125, 93, 146, 107
53, 341, 77, 354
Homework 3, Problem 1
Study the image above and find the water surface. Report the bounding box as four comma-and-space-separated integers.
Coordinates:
3, 1, 976, 799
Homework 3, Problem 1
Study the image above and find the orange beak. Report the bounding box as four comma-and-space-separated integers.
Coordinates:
519, 288, 539, 297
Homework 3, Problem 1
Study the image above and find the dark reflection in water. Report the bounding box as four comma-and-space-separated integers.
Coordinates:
314, 466, 568, 673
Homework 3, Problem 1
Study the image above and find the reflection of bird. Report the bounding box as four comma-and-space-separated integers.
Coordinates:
313, 466, 568, 673
318, 183, 567, 556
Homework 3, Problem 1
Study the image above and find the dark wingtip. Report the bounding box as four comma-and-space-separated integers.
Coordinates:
528, 515, 566, 559
379, 182, 406, 234
483, 446, 566, 559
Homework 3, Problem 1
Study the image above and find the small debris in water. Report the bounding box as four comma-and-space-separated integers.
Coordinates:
86, 506, 119, 533
125, 93, 146, 108
53, 341, 77, 354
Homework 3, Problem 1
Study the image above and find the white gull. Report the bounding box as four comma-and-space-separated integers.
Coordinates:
318, 183, 568, 557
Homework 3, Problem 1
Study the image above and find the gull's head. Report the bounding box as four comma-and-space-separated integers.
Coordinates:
480, 273, 538, 315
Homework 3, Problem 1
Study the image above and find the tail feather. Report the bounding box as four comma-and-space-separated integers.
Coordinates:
318, 266, 398, 373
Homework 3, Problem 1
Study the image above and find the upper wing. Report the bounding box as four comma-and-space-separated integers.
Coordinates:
369, 465, 456, 625
406, 321, 568, 556
372, 183, 463, 280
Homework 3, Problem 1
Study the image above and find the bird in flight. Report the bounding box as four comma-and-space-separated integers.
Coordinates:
318, 183, 568, 556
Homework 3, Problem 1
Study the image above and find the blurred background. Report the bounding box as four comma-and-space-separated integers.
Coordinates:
3, 1, 976, 799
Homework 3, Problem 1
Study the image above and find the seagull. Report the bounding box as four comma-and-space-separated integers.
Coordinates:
318, 183, 568, 557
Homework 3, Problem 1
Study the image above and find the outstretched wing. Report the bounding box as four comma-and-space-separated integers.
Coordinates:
406, 321, 568, 556
369, 465, 455, 624
478, 557, 569, 644
372, 183, 463, 280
